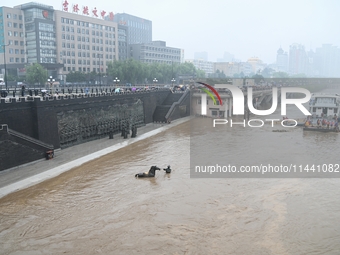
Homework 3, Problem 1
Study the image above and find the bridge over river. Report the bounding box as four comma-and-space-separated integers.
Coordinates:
191, 85, 288, 118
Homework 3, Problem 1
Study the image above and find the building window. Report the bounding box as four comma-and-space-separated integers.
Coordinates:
7, 13, 11, 18
8, 22, 12, 27
8, 31, 12, 36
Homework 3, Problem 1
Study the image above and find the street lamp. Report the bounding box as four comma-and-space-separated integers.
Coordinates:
1, 43, 10, 91
113, 77, 120, 88
47, 76, 55, 94
171, 78, 176, 87
153, 78, 158, 86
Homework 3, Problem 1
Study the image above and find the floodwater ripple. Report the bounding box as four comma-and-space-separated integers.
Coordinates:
1, 89, 340, 254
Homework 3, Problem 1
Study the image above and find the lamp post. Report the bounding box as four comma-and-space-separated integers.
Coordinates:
171, 78, 176, 88
1, 43, 10, 91
47, 76, 55, 95
114, 77, 120, 89
153, 78, 158, 87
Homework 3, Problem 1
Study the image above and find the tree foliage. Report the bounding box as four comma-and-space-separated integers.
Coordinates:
272, 72, 289, 78
106, 59, 205, 84
66, 71, 87, 82
26, 63, 48, 85
251, 74, 265, 83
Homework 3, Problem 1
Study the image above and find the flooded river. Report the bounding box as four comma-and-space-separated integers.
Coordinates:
1, 89, 340, 255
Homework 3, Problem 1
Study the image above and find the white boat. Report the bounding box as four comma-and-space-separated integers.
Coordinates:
308, 93, 340, 120
304, 93, 340, 131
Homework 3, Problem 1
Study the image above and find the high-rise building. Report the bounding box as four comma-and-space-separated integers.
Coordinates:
117, 25, 128, 61
276, 47, 288, 73
54, 10, 118, 76
129, 41, 181, 65
0, 5, 32, 76
247, 57, 266, 74
314, 44, 340, 77
113, 13, 152, 44
194, 52, 208, 61
0, 2, 122, 80
217, 52, 234, 62
289, 43, 307, 75
185, 59, 213, 77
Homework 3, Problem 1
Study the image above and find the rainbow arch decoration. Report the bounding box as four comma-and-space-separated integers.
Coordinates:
197, 82, 223, 106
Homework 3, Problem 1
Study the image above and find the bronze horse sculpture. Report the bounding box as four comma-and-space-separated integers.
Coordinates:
135, 166, 161, 178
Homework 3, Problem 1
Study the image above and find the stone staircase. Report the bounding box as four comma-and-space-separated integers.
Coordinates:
153, 91, 190, 122
0, 124, 54, 171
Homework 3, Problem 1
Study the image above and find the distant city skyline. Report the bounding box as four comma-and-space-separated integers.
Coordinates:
3, 0, 339, 64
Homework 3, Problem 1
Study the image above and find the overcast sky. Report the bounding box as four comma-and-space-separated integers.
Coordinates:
5, 0, 340, 64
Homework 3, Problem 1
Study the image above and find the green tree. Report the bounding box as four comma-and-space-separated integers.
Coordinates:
252, 74, 264, 84
66, 71, 87, 83
26, 63, 48, 86
106, 59, 205, 85
261, 67, 275, 78
290, 73, 306, 78
272, 72, 289, 78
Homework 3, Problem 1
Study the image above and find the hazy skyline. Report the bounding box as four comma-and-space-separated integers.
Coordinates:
3, 0, 340, 63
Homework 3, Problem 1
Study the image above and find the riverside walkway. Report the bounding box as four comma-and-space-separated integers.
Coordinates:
0, 117, 190, 199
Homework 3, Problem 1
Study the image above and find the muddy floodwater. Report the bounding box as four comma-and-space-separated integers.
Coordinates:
1, 89, 340, 255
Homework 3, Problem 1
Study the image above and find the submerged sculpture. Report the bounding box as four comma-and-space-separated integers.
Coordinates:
135, 166, 161, 178
163, 165, 171, 173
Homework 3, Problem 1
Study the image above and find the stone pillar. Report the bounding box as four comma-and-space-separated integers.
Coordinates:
201, 93, 207, 115
228, 98, 233, 117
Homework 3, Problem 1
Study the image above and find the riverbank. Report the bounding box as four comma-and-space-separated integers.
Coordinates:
0, 117, 190, 199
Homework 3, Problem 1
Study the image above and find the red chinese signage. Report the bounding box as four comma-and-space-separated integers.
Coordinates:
83, 6, 89, 15
73, 4, 79, 13
61, 2, 113, 19
109, 12, 114, 21
62, 0, 69, 11
92, 7, 98, 17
